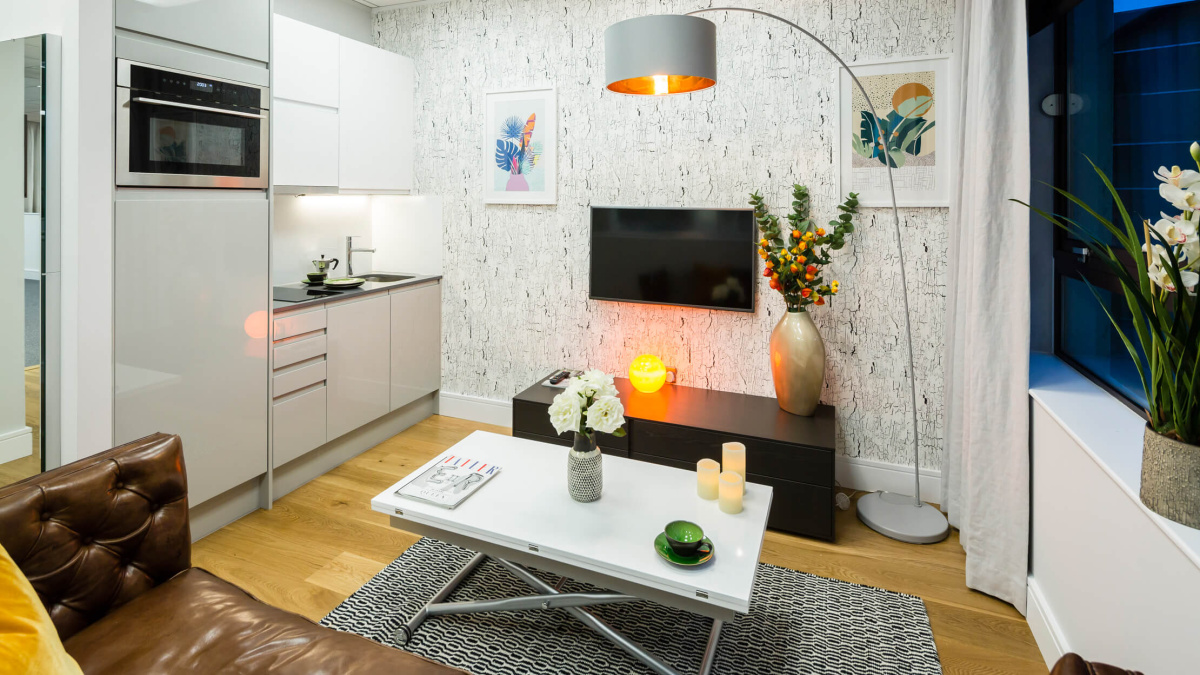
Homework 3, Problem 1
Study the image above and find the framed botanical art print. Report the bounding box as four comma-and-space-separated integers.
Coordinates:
838, 55, 954, 207
483, 87, 557, 205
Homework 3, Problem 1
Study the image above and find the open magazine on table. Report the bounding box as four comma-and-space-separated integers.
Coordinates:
395, 454, 502, 509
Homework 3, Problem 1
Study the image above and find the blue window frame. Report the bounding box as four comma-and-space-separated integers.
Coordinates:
1044, 0, 1200, 410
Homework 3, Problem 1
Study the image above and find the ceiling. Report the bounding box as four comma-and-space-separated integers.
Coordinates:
352, 0, 438, 8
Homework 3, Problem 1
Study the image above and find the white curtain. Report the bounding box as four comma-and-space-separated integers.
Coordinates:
941, 0, 1032, 614
24, 119, 41, 214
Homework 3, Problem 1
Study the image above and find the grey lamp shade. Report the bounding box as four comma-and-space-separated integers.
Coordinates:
604, 15, 717, 95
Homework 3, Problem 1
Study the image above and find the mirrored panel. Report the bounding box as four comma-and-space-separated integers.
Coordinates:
1, 34, 59, 487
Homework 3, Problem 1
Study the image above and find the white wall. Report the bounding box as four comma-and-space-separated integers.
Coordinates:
274, 0, 371, 42
58, 0, 115, 462
1028, 359, 1200, 672
0, 1, 65, 41
376, 0, 955, 468
371, 195, 442, 276
273, 194, 374, 282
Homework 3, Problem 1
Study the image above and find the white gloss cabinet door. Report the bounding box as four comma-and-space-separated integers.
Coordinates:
326, 295, 391, 440
339, 37, 413, 191
117, 0, 270, 63
273, 100, 339, 188
390, 283, 441, 411
115, 199, 269, 506
272, 14, 339, 107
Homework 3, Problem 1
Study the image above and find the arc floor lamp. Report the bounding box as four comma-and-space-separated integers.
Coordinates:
604, 10, 949, 545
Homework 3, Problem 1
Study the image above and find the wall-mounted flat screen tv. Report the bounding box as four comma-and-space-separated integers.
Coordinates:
589, 206, 756, 312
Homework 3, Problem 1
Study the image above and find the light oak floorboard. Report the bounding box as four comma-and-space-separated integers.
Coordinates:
0, 366, 41, 488
193, 415, 1047, 674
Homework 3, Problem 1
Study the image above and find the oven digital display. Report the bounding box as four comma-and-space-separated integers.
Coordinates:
190, 80, 214, 93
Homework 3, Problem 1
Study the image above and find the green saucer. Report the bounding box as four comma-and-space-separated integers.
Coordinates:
653, 532, 715, 567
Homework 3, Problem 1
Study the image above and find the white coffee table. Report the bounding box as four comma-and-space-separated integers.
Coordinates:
372, 431, 773, 675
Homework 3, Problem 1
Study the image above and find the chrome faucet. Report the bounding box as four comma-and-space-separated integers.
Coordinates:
346, 236, 376, 276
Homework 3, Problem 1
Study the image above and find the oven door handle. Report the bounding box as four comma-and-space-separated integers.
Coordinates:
131, 97, 265, 120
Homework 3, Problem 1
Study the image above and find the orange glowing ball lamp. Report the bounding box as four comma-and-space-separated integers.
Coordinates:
628, 354, 668, 393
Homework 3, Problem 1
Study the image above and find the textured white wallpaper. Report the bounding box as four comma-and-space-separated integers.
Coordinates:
375, 0, 954, 469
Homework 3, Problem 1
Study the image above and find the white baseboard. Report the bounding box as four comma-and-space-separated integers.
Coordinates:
434, 392, 944, 497
437, 391, 514, 428
1026, 576, 1068, 669
835, 455, 942, 498
0, 426, 34, 464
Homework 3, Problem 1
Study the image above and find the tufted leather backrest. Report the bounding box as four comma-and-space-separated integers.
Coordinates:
0, 433, 190, 641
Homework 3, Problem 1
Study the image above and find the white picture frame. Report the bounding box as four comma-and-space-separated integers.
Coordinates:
837, 55, 954, 208
483, 86, 557, 205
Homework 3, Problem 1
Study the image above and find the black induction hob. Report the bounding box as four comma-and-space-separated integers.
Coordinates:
273, 286, 346, 303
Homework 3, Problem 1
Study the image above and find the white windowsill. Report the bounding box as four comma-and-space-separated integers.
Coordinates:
1029, 353, 1200, 570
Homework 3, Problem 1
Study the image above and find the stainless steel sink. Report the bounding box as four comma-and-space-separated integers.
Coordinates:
360, 273, 414, 283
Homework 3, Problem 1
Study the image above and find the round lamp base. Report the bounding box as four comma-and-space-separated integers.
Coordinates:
856, 491, 950, 544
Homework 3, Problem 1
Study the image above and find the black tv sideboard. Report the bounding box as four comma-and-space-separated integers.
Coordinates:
512, 373, 836, 541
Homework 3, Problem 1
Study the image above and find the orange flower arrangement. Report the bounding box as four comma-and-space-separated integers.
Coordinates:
751, 185, 857, 311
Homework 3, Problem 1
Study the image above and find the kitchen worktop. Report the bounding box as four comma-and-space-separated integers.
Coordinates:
273, 273, 441, 313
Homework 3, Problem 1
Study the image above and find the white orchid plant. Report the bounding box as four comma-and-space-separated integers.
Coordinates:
547, 370, 627, 439
1021, 145, 1200, 445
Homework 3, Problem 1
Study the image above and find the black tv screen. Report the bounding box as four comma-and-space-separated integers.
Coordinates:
589, 207, 756, 312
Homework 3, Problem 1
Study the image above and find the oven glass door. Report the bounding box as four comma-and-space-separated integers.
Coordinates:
124, 93, 265, 187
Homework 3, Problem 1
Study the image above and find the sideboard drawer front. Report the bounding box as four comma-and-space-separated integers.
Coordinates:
631, 420, 831, 486
512, 399, 630, 452
631, 453, 833, 540
512, 429, 631, 458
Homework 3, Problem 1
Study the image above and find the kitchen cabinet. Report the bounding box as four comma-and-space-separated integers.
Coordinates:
326, 294, 391, 440
390, 282, 441, 411
115, 198, 269, 507
272, 15, 339, 107
273, 100, 339, 188
339, 37, 414, 192
271, 308, 328, 468
118, 0, 270, 63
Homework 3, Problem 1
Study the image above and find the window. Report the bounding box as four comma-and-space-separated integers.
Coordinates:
1040, 0, 1200, 410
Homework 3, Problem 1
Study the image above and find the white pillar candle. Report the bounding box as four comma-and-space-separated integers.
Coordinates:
697, 458, 720, 500
722, 442, 746, 488
718, 471, 744, 514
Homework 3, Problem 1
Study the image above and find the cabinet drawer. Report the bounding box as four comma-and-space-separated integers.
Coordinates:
512, 429, 631, 458
274, 308, 326, 340
631, 453, 833, 540
631, 420, 831, 487
512, 399, 630, 452
274, 334, 327, 369
274, 361, 327, 398
273, 386, 327, 468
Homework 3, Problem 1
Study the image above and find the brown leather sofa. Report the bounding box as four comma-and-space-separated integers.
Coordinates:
1051, 653, 1143, 675
0, 433, 465, 674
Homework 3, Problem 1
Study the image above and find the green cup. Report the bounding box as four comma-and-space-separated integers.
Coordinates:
664, 520, 705, 557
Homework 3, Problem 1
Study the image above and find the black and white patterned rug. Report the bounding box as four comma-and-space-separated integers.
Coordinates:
321, 538, 942, 675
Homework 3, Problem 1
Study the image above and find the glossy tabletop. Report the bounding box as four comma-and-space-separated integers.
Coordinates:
372, 431, 772, 615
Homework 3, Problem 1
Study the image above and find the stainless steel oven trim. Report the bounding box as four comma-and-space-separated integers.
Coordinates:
117, 58, 269, 110
116, 88, 270, 190
131, 97, 265, 119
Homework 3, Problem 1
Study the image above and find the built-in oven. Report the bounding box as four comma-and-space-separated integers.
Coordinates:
116, 59, 269, 189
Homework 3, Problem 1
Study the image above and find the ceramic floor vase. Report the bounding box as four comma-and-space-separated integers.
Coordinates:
568, 432, 603, 502
770, 309, 826, 416
1140, 426, 1200, 528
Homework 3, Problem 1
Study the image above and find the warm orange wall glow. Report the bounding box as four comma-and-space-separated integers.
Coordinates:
244, 310, 269, 340
629, 354, 668, 393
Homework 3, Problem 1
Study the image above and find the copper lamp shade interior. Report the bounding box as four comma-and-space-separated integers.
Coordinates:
604, 15, 717, 96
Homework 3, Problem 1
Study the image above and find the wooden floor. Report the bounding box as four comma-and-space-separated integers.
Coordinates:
193, 415, 1048, 674
0, 366, 41, 487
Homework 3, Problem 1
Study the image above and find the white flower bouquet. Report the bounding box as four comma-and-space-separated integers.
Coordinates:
547, 370, 627, 438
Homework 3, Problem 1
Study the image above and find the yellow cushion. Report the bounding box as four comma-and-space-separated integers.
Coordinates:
0, 543, 83, 675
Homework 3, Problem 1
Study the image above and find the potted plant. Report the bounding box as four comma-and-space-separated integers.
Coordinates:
751, 185, 858, 415
1022, 148, 1200, 528
548, 370, 626, 502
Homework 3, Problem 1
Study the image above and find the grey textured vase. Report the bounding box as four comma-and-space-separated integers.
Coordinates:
1140, 426, 1200, 528
568, 432, 603, 503
770, 309, 826, 416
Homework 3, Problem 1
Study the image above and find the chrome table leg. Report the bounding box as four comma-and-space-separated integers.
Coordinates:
395, 551, 486, 645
